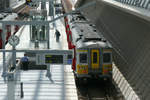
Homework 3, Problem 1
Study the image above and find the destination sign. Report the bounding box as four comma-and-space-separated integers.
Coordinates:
45, 55, 63, 64
35, 50, 73, 65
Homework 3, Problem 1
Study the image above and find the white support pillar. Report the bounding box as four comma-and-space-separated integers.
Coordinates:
41, 1, 46, 9
49, 0, 54, 16
7, 73, 15, 100
2, 24, 7, 78
46, 24, 50, 49
53, 0, 56, 28
12, 46, 16, 69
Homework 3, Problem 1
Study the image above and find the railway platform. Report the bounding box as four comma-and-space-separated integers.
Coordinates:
0, 16, 78, 100
11, 0, 26, 10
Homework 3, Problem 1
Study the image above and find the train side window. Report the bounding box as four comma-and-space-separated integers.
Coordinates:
69, 35, 72, 42
103, 53, 111, 63
93, 52, 97, 63
79, 53, 87, 63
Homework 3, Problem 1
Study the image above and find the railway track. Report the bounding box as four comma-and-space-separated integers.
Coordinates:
12, 3, 33, 19
13, 4, 26, 13
104, 81, 115, 100
76, 79, 118, 100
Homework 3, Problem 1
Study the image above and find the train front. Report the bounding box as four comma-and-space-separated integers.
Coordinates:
67, 13, 113, 81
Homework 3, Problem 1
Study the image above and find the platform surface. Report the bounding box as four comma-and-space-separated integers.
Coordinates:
0, 14, 78, 100
11, 0, 25, 9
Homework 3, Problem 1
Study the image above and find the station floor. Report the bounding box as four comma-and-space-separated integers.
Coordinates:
0, 17, 78, 100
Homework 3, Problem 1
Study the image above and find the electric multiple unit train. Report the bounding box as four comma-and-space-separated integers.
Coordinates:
64, 13, 112, 80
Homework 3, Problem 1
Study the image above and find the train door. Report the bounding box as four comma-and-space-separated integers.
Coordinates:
90, 49, 100, 71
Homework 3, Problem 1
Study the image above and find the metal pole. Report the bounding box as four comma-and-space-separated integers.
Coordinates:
2, 24, 6, 78
7, 77, 15, 100
30, 17, 32, 41
49, 0, 52, 16
41, 0, 46, 9
49, 0, 55, 28
52, 0, 55, 27
49, 0, 50, 16
47, 24, 50, 49
2, 24, 5, 49
12, 46, 16, 69
20, 82, 24, 98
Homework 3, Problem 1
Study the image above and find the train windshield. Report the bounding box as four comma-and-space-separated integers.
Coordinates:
103, 53, 111, 63
93, 52, 97, 63
79, 53, 87, 63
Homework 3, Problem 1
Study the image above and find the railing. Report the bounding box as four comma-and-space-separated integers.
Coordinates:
113, 63, 140, 100
114, 0, 150, 10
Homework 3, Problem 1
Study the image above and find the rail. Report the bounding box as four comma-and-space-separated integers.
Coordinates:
76, 79, 117, 100
104, 82, 115, 100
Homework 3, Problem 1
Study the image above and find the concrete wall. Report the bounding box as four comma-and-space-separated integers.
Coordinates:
76, 0, 150, 100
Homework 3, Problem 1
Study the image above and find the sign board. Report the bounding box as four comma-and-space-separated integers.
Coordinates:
45, 55, 63, 64
36, 50, 73, 65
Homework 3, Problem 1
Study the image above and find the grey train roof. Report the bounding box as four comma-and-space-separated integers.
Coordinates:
69, 14, 112, 49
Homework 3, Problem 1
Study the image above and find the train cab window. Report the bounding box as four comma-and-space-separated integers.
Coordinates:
93, 52, 97, 63
79, 53, 87, 63
103, 53, 111, 63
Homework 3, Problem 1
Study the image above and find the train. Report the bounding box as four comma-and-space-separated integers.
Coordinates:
0, 0, 25, 12
64, 12, 112, 81
0, 13, 20, 49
